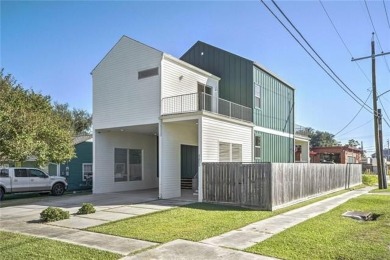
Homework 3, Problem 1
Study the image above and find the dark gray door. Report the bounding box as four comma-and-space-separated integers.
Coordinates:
181, 145, 198, 179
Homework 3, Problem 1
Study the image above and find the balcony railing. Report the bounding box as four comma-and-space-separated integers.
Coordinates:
162, 92, 252, 122
295, 124, 311, 137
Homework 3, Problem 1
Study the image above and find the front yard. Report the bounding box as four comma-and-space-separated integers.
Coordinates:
87, 189, 353, 243
246, 194, 390, 260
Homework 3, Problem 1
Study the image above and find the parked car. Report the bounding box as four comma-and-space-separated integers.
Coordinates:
0, 167, 68, 200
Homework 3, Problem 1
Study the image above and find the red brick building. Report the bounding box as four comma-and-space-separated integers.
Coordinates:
310, 146, 363, 164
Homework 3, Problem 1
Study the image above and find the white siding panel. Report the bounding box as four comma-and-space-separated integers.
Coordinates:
93, 131, 158, 194
202, 117, 252, 162
160, 121, 198, 199
161, 58, 219, 99
93, 36, 162, 129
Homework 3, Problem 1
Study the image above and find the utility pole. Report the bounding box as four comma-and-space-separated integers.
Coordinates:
378, 109, 387, 188
352, 33, 390, 189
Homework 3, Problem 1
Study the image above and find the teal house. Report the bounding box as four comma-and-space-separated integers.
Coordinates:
59, 135, 93, 191
181, 41, 295, 162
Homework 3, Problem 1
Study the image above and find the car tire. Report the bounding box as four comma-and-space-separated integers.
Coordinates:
0, 188, 4, 201
51, 183, 65, 196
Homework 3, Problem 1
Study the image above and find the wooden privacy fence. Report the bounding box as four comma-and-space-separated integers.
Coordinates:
202, 163, 362, 210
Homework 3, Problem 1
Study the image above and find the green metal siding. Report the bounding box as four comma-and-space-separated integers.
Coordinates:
255, 131, 294, 163
253, 66, 294, 133
60, 141, 92, 191
181, 41, 254, 108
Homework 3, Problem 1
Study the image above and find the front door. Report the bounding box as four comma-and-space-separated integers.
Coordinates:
28, 168, 51, 191
181, 145, 198, 179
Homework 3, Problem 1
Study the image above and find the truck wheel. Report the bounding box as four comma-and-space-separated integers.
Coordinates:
0, 188, 4, 201
51, 183, 65, 196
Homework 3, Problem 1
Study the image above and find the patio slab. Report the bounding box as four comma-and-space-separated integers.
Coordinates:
47, 216, 108, 229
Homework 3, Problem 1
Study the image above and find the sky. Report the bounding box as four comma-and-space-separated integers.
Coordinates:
1, 0, 390, 155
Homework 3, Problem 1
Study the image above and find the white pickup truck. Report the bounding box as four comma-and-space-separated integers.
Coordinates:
0, 167, 68, 200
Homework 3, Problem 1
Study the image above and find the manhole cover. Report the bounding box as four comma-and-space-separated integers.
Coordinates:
342, 211, 375, 221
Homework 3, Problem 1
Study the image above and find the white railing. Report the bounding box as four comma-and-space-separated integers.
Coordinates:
162, 92, 252, 122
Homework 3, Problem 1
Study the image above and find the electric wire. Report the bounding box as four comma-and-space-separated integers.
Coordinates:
384, 0, 390, 30
379, 97, 390, 124
269, 0, 375, 115
337, 119, 373, 137
260, 0, 375, 115
364, 0, 390, 73
319, 0, 371, 84
334, 92, 372, 136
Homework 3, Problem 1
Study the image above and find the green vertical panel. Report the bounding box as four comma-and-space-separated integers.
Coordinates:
255, 131, 293, 163
181, 41, 253, 109
181, 145, 198, 178
62, 142, 93, 191
253, 66, 294, 133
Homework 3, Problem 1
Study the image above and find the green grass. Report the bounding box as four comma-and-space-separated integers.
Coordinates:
246, 195, 390, 260
87, 187, 358, 243
370, 188, 390, 193
0, 231, 121, 260
362, 174, 379, 186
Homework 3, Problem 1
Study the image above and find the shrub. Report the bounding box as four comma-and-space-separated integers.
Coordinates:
362, 174, 378, 186
77, 203, 96, 215
40, 207, 70, 222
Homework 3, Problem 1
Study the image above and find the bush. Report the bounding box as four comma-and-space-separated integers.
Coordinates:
362, 174, 378, 186
77, 203, 96, 215
40, 207, 70, 222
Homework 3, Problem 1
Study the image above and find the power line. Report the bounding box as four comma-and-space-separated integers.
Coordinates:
260, 0, 375, 115
334, 92, 372, 136
337, 119, 373, 137
382, 0, 390, 31
379, 97, 390, 124
364, 0, 390, 72
319, 0, 371, 84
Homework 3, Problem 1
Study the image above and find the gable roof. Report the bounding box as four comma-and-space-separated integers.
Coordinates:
73, 135, 93, 145
91, 35, 163, 75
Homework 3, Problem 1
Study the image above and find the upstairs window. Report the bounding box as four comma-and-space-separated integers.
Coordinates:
138, 67, 159, 79
255, 84, 261, 108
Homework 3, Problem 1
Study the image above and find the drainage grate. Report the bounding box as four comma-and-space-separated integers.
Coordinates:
342, 211, 379, 221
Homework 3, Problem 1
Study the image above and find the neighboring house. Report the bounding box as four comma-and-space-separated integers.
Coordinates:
181, 41, 296, 163
92, 36, 306, 200
310, 146, 363, 164
59, 135, 93, 191
294, 125, 311, 163
0, 136, 93, 192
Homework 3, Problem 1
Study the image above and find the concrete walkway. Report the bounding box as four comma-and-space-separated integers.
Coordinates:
201, 186, 372, 250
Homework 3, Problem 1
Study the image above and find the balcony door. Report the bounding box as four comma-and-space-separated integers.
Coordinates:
198, 83, 212, 112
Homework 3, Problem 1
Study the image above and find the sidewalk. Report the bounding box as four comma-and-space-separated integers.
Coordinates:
201, 186, 372, 250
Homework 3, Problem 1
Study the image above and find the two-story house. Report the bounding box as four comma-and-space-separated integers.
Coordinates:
92, 36, 253, 200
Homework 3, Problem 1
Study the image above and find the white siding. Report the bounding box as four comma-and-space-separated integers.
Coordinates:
161, 57, 219, 99
93, 131, 158, 194
93, 36, 162, 129
160, 121, 198, 199
202, 117, 252, 162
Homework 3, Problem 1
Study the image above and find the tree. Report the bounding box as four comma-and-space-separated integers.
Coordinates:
53, 103, 92, 135
347, 139, 360, 148
0, 70, 75, 166
309, 130, 339, 147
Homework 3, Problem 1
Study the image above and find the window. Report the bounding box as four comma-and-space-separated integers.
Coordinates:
347, 156, 355, 163
29, 169, 46, 178
0, 169, 9, 178
82, 163, 93, 181
219, 142, 230, 162
138, 67, 159, 79
255, 136, 261, 159
255, 84, 261, 108
14, 169, 28, 177
219, 142, 242, 162
114, 148, 143, 182
129, 149, 142, 181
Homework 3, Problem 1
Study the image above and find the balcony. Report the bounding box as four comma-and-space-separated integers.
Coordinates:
295, 124, 311, 137
162, 92, 252, 122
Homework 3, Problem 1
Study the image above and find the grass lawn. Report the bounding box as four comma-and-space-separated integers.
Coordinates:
0, 231, 121, 260
87, 188, 359, 243
370, 188, 390, 193
362, 174, 379, 186
246, 195, 390, 260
